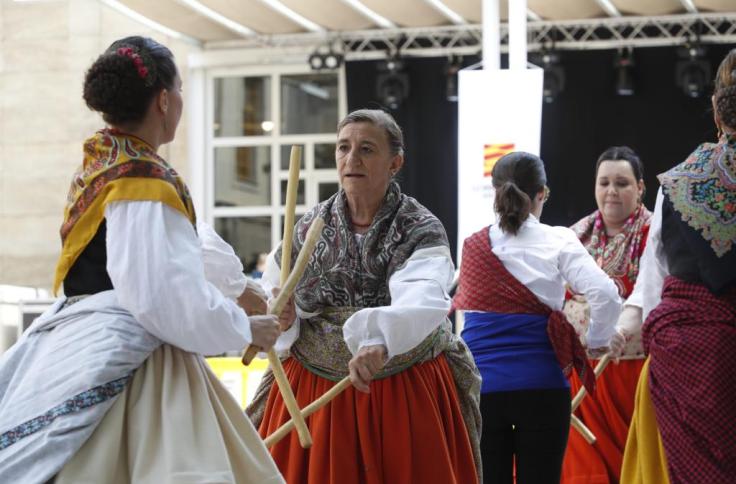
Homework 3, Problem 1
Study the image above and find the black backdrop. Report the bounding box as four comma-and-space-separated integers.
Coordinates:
345, 44, 734, 258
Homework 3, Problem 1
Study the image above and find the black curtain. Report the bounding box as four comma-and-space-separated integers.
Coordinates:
345, 45, 733, 256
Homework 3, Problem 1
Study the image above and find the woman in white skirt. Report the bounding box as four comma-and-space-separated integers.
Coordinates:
0, 36, 284, 484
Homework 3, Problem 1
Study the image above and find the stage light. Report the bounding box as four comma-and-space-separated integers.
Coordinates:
308, 47, 343, 71
376, 57, 409, 110
446, 56, 462, 102
532, 47, 565, 104
676, 39, 710, 98
614, 48, 635, 96
324, 51, 344, 69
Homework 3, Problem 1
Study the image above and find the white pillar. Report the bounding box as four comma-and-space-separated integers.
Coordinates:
508, 0, 528, 70
482, 0, 500, 70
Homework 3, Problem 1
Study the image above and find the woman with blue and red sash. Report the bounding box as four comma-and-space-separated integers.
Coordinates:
454, 152, 623, 484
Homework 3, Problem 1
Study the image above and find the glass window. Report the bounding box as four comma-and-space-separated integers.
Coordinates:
280, 144, 305, 170
214, 77, 272, 137
318, 182, 339, 202
215, 217, 272, 277
280, 74, 339, 134
314, 143, 336, 169
214, 146, 271, 207
280, 179, 305, 205
280, 213, 306, 240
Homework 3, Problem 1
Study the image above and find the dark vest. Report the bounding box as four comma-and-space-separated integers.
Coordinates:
662, 196, 736, 294
63, 221, 114, 297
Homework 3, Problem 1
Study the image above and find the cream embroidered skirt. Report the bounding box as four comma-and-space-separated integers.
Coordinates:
56, 345, 284, 484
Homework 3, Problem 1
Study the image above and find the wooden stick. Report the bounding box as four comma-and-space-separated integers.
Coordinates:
240, 217, 324, 364
264, 376, 352, 448
241, 145, 302, 365
268, 217, 324, 316
265, 350, 312, 448
571, 354, 612, 412
280, 146, 301, 284
571, 414, 596, 445
241, 147, 314, 448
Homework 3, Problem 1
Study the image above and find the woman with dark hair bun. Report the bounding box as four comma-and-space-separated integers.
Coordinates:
0, 36, 284, 483
561, 146, 652, 483
454, 151, 622, 484
620, 48, 736, 484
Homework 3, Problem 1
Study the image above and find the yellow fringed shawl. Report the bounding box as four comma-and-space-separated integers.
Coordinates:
53, 129, 196, 295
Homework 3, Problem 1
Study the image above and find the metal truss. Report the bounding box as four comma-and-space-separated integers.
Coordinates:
206, 13, 736, 60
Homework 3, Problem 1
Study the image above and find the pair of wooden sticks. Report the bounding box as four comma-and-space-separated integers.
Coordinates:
569, 354, 612, 444
241, 146, 346, 449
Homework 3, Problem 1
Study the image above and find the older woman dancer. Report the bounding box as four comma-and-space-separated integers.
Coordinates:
247, 109, 482, 484
620, 49, 736, 484
562, 146, 651, 483
0, 36, 283, 483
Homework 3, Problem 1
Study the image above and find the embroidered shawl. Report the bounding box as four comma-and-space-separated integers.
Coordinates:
659, 133, 736, 258
53, 129, 196, 294
571, 205, 652, 298
454, 227, 596, 394
277, 181, 448, 312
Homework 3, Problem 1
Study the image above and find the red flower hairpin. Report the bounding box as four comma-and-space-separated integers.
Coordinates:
116, 46, 150, 83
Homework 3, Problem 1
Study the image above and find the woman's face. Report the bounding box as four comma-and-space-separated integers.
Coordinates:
595, 160, 644, 228
336, 121, 403, 199
162, 73, 183, 144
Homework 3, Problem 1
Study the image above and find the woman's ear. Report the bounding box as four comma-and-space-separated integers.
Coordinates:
158, 89, 169, 115
390, 154, 405, 175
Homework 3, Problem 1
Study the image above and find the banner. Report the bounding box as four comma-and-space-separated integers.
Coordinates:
457, 68, 543, 261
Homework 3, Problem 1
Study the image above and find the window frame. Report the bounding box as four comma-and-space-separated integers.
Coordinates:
203, 63, 346, 252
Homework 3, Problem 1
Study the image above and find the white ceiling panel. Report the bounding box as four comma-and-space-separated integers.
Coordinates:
613, 0, 683, 15
279, 0, 374, 31
112, 0, 736, 44
360, 0, 449, 27
528, 0, 607, 20
119, 0, 235, 41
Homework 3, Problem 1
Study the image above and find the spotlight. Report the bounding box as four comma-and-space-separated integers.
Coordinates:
307, 47, 344, 71
532, 47, 565, 104
614, 48, 635, 96
323, 51, 343, 69
676, 38, 710, 98
446, 55, 462, 102
376, 56, 409, 110
308, 52, 324, 70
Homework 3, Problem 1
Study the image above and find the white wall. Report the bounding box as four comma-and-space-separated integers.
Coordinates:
0, 0, 200, 290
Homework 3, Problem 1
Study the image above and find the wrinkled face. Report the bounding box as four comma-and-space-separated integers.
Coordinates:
336, 122, 403, 199
595, 160, 644, 227
162, 73, 183, 144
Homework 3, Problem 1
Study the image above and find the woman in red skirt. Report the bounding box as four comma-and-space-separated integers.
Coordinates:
247, 109, 482, 483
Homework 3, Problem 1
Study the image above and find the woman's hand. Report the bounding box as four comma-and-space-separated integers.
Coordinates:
249, 315, 281, 351
348, 344, 388, 393
587, 346, 609, 359
237, 279, 267, 315
271, 287, 296, 331
607, 327, 628, 360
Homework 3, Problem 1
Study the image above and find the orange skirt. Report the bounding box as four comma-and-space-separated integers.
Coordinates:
561, 358, 645, 484
258, 355, 478, 484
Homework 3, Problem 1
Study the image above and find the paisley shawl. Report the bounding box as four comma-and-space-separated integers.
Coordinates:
659, 133, 736, 258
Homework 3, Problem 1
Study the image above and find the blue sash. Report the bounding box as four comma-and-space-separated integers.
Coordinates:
462, 311, 569, 393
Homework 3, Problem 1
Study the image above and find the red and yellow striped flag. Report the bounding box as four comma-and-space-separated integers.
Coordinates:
483, 143, 515, 177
